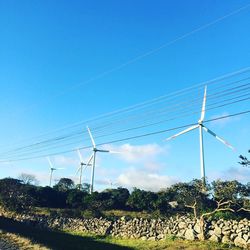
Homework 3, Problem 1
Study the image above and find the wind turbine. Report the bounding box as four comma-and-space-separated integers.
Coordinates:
87, 126, 110, 194
87, 126, 121, 194
47, 157, 64, 187
165, 86, 234, 187
76, 149, 91, 189
106, 178, 118, 189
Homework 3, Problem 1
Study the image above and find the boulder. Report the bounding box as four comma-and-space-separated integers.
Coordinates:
243, 234, 249, 242
230, 233, 238, 241
222, 236, 231, 244
209, 234, 220, 242
184, 229, 195, 241
178, 221, 186, 229
148, 236, 156, 241
214, 226, 222, 236
194, 223, 201, 234
234, 236, 247, 248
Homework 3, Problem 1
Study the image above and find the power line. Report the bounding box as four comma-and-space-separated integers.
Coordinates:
2, 93, 247, 158
1, 84, 249, 159
48, 3, 250, 95
29, 67, 250, 136
2, 73, 250, 155
1, 1, 249, 153
1, 109, 249, 163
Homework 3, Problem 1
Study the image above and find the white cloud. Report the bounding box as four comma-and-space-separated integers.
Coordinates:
98, 143, 176, 191
104, 143, 168, 171
210, 112, 240, 128
53, 155, 78, 166
117, 168, 178, 192
222, 166, 250, 182
210, 166, 250, 183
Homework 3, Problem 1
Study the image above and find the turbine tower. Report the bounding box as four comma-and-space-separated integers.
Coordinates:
47, 157, 64, 187
87, 126, 110, 194
76, 149, 91, 189
166, 86, 234, 187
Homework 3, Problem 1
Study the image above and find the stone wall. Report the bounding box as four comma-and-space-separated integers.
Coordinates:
1, 211, 249, 249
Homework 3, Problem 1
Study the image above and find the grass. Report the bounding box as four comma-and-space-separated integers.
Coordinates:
0, 216, 241, 250
33, 207, 154, 219
103, 209, 153, 219
0, 216, 131, 250
0, 232, 48, 250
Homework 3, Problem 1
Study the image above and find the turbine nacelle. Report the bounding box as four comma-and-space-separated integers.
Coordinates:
93, 148, 109, 153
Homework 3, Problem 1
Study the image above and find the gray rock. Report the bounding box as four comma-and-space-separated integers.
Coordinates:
209, 234, 220, 242
214, 226, 222, 236
194, 223, 201, 234
178, 221, 186, 229
177, 229, 186, 238
230, 233, 238, 241
234, 236, 247, 248
157, 234, 164, 240
222, 236, 231, 244
148, 236, 156, 241
184, 229, 195, 241
221, 229, 231, 236
243, 234, 249, 242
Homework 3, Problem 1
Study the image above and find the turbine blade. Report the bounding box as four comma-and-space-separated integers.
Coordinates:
203, 126, 235, 150
109, 150, 122, 154
77, 149, 84, 162
76, 165, 81, 175
86, 153, 94, 166
200, 85, 207, 122
87, 126, 96, 148
47, 157, 53, 169
165, 125, 199, 141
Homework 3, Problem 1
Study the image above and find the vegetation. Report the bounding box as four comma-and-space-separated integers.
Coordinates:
239, 149, 250, 167
0, 175, 249, 249
0, 177, 249, 220
18, 173, 39, 185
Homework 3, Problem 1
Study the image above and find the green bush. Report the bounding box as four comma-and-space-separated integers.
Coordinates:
211, 211, 239, 221
81, 209, 103, 218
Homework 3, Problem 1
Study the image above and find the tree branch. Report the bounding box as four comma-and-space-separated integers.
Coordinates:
201, 199, 234, 219
237, 207, 250, 213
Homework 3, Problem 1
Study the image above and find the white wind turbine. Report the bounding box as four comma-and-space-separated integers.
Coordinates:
47, 157, 64, 187
76, 149, 92, 189
87, 126, 120, 194
165, 86, 235, 187
106, 178, 118, 189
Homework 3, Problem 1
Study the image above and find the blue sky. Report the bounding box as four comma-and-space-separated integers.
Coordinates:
0, 1, 249, 190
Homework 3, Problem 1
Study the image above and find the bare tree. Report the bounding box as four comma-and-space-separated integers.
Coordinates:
199, 199, 235, 240
239, 149, 250, 167
18, 173, 39, 185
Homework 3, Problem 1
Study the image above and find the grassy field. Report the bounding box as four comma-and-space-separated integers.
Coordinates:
33, 207, 154, 219
0, 216, 241, 250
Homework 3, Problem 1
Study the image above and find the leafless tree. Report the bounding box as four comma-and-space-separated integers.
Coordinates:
18, 173, 39, 185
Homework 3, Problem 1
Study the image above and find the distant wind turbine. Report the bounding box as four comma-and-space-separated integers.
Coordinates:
87, 126, 120, 194
106, 178, 118, 189
47, 157, 64, 187
165, 86, 235, 187
76, 149, 91, 189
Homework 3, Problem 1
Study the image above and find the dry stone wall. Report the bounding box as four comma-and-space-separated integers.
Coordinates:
1, 211, 250, 249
